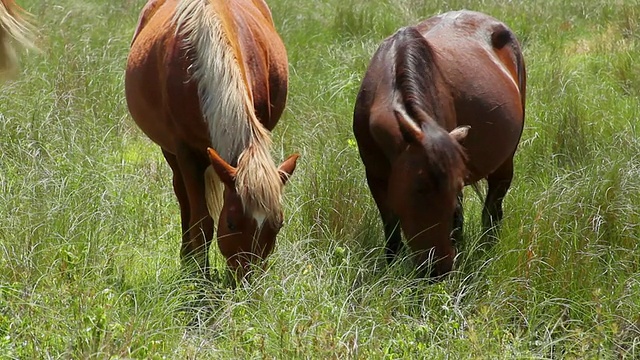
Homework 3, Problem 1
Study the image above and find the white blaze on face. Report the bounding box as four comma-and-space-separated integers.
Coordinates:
253, 210, 267, 229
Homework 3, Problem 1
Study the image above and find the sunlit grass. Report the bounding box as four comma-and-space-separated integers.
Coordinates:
0, 0, 639, 358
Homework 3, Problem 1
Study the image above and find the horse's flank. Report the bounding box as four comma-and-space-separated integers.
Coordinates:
175, 0, 283, 226
0, 0, 35, 77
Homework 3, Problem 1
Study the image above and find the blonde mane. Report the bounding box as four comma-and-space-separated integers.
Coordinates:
174, 0, 284, 226
0, 0, 35, 78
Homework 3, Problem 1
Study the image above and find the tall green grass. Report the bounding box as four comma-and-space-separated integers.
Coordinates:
0, 0, 639, 358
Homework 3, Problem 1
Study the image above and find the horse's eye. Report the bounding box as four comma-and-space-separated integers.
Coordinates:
227, 220, 237, 231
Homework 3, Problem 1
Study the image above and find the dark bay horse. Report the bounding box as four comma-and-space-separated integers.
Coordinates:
353, 10, 526, 277
0, 0, 35, 78
126, 0, 298, 280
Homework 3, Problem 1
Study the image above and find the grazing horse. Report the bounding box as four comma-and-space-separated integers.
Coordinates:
126, 0, 298, 280
353, 10, 526, 277
0, 0, 35, 78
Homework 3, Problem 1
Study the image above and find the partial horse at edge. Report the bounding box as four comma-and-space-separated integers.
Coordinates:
0, 0, 35, 78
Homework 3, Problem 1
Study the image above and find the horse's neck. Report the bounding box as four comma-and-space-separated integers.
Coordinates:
175, 0, 258, 163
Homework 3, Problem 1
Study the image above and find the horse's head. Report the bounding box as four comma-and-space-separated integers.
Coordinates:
207, 148, 299, 279
390, 111, 469, 277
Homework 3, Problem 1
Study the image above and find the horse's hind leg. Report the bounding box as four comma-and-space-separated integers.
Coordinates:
366, 172, 403, 263
482, 154, 514, 233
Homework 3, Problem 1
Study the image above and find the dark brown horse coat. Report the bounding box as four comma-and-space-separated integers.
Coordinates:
353, 10, 526, 276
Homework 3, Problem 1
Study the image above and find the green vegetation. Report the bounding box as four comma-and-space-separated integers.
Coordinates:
1, 0, 639, 358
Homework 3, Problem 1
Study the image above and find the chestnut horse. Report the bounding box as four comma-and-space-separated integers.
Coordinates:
0, 0, 35, 78
353, 10, 526, 277
126, 0, 298, 279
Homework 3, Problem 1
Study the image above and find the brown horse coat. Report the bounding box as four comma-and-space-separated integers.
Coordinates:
353, 10, 526, 276
126, 0, 297, 278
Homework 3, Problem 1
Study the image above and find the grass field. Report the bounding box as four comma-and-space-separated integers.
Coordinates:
1, 0, 639, 358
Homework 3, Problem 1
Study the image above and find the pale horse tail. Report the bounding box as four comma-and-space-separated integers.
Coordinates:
0, 0, 36, 78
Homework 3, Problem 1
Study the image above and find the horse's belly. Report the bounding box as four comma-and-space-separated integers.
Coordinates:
464, 133, 519, 183
455, 100, 523, 183
125, 86, 176, 151
125, 46, 177, 151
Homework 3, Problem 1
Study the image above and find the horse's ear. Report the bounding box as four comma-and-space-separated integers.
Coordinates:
394, 109, 423, 144
449, 125, 470, 144
207, 147, 236, 186
278, 153, 299, 185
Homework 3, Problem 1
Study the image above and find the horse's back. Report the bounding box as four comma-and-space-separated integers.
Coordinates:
355, 10, 525, 182
130, 0, 168, 45
417, 10, 526, 181
417, 11, 525, 117
126, 0, 288, 154
417, 10, 525, 103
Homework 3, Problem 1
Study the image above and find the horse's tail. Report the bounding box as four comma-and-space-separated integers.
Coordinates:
0, 0, 35, 78
175, 0, 282, 225
511, 33, 526, 119
491, 23, 526, 118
